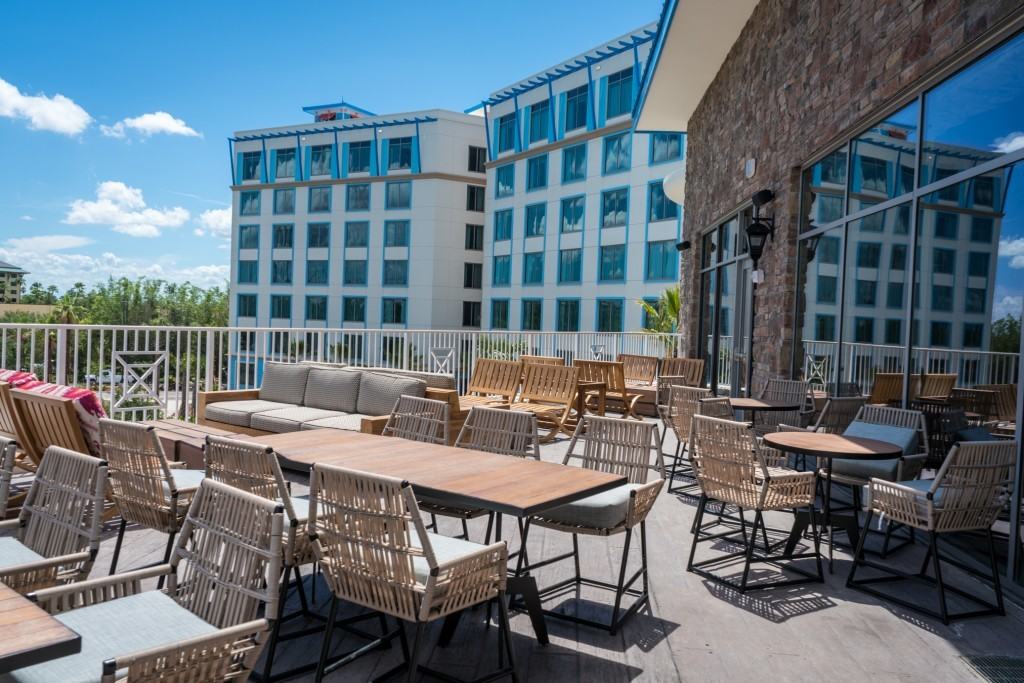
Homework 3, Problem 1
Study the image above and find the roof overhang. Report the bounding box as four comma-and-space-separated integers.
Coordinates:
633, 0, 758, 133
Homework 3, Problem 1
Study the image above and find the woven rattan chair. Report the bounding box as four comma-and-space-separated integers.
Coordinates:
12, 479, 283, 682
382, 395, 450, 445
0, 436, 16, 519
100, 419, 204, 585
848, 440, 1017, 624
575, 359, 643, 419
686, 415, 822, 592
519, 416, 663, 634
307, 463, 515, 682
809, 396, 868, 434
698, 396, 736, 420
458, 358, 522, 411
508, 363, 579, 442
0, 445, 107, 594
661, 386, 713, 492
751, 378, 814, 436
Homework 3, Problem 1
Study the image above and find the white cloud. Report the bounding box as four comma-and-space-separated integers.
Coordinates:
100, 111, 200, 139
19, 215, 33, 221
999, 237, 1024, 268
993, 295, 1024, 321
993, 131, 1024, 154
0, 77, 92, 135
196, 207, 231, 238
5, 234, 92, 253
63, 181, 189, 238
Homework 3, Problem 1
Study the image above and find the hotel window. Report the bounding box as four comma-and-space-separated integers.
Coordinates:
237, 260, 258, 284
466, 185, 485, 212
860, 157, 888, 193
564, 84, 588, 132
601, 188, 628, 228
965, 287, 986, 313
492, 255, 511, 285
468, 146, 487, 173
930, 321, 951, 347
310, 145, 332, 176
599, 244, 626, 281
886, 282, 904, 309
387, 181, 412, 209
556, 299, 580, 332
342, 297, 366, 323
239, 191, 260, 216
237, 294, 257, 318
521, 299, 542, 331
560, 196, 584, 233
241, 151, 261, 181
388, 138, 413, 170
968, 251, 989, 277
860, 210, 884, 232
346, 184, 370, 211
238, 224, 259, 249
855, 280, 876, 306
853, 317, 874, 343
890, 244, 907, 270
602, 132, 631, 174
348, 141, 371, 173
645, 240, 675, 280
491, 299, 509, 329
529, 99, 550, 143
884, 319, 902, 345
525, 203, 546, 237
308, 186, 331, 213
526, 154, 547, 190
558, 248, 582, 283
270, 295, 291, 319
495, 164, 514, 198
497, 113, 516, 153
306, 295, 327, 321
307, 223, 330, 248
596, 299, 623, 332
971, 216, 994, 243
275, 148, 296, 178
605, 67, 633, 119
343, 259, 367, 285
464, 262, 482, 289
462, 301, 481, 327
815, 314, 836, 342
963, 323, 984, 348
974, 176, 995, 206
932, 284, 953, 312
935, 212, 958, 239
856, 242, 881, 268
650, 133, 683, 164
307, 260, 328, 285
933, 248, 956, 274
818, 275, 838, 304
648, 182, 678, 222
384, 220, 410, 247
271, 260, 292, 285
345, 221, 368, 248
494, 209, 513, 241
465, 224, 484, 250
818, 236, 840, 264
562, 143, 587, 182
273, 189, 295, 215
272, 224, 293, 248
382, 298, 406, 324
523, 252, 544, 284
383, 260, 408, 286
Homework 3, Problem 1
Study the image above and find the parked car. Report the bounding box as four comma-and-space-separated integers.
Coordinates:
85, 369, 124, 385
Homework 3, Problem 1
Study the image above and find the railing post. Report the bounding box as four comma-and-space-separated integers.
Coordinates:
55, 327, 67, 386
204, 330, 215, 391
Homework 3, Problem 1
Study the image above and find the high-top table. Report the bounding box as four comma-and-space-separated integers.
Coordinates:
251, 428, 628, 646
0, 580, 80, 673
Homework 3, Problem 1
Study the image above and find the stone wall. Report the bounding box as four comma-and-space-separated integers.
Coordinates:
681, 0, 1024, 386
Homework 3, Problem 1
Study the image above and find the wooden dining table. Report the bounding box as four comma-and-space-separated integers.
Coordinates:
0, 580, 80, 673
249, 428, 628, 645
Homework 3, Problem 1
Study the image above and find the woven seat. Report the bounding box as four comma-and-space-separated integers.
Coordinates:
660, 385, 714, 492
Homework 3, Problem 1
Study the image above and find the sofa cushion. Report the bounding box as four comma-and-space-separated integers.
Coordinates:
356, 372, 427, 416
205, 400, 293, 427
301, 414, 367, 432
259, 362, 311, 405
303, 368, 361, 413
369, 368, 455, 390
536, 483, 642, 530
843, 421, 918, 454
830, 457, 899, 483
0, 536, 45, 570
251, 407, 347, 433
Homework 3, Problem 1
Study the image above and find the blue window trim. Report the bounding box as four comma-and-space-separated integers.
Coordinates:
493, 208, 513, 243
601, 131, 632, 177
272, 188, 296, 215
643, 239, 678, 283
646, 179, 679, 223
521, 297, 544, 331
555, 297, 582, 332
236, 293, 258, 321
380, 296, 409, 328
523, 202, 547, 239
344, 220, 370, 249
304, 294, 329, 323
647, 132, 685, 166
269, 293, 293, 325
341, 295, 368, 327
557, 247, 583, 285
594, 297, 626, 332
239, 190, 261, 216
491, 254, 512, 287
304, 221, 330, 288
384, 180, 413, 210
489, 298, 511, 330
307, 185, 332, 213
597, 243, 627, 283
237, 224, 260, 253
522, 250, 545, 287
494, 163, 515, 199
381, 258, 410, 288
560, 142, 588, 185
559, 194, 586, 235
525, 153, 548, 192
345, 183, 372, 212
342, 258, 369, 288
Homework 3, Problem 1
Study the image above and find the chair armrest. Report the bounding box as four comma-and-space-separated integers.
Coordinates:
31, 564, 169, 614
0, 517, 20, 531
421, 541, 508, 621
167, 461, 188, 470
425, 388, 462, 415
626, 480, 664, 528
198, 389, 260, 404
360, 415, 389, 435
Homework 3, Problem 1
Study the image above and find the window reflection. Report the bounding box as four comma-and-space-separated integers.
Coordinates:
795, 226, 844, 391
849, 102, 919, 214
802, 146, 847, 230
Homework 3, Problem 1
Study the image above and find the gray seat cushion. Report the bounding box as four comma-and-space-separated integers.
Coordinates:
1, 591, 217, 683
955, 426, 993, 442
843, 421, 918, 454
259, 362, 311, 405
830, 457, 899, 482
170, 469, 205, 492
898, 478, 945, 503
301, 413, 367, 432
0, 536, 45, 570
303, 368, 361, 413
204, 400, 293, 427
356, 372, 427, 416
411, 531, 488, 583
251, 407, 347, 433
832, 421, 919, 483
369, 368, 455, 390
536, 483, 642, 530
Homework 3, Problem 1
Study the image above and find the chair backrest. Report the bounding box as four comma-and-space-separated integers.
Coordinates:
574, 359, 627, 394
930, 440, 1017, 532
166, 479, 283, 629
520, 354, 565, 366
100, 419, 177, 523
455, 407, 540, 459
976, 384, 1017, 421
383, 395, 449, 444
0, 436, 16, 518
760, 378, 812, 408
948, 388, 996, 420
564, 415, 660, 484
466, 358, 522, 399
665, 386, 713, 443
851, 404, 929, 452
0, 382, 25, 444
868, 372, 904, 405
519, 363, 579, 404
688, 415, 764, 507
616, 354, 659, 385
659, 357, 705, 387
698, 397, 736, 420
204, 435, 295, 519
837, 382, 864, 397
814, 396, 868, 434
10, 389, 90, 465
918, 373, 957, 400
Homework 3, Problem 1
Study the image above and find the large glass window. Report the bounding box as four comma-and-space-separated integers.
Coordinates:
310, 145, 332, 176
383, 259, 408, 286
387, 137, 412, 170
238, 224, 259, 249
599, 244, 626, 281
556, 299, 580, 331
271, 259, 292, 284
343, 259, 367, 285
270, 295, 290, 319
275, 148, 296, 178
596, 299, 623, 332
492, 255, 511, 285
602, 132, 631, 174
650, 133, 683, 164
237, 260, 258, 284
562, 143, 587, 183
601, 188, 628, 228
273, 189, 294, 215
648, 182, 678, 222
465, 224, 484, 250
345, 221, 368, 248
384, 220, 409, 247
558, 248, 582, 283
382, 298, 406, 325
343, 297, 366, 323
306, 260, 328, 285
495, 164, 514, 198
241, 151, 261, 181
273, 224, 293, 249
386, 181, 411, 209
466, 185, 485, 212
494, 209, 513, 241
801, 147, 846, 229
645, 240, 676, 280
497, 113, 516, 153
525, 203, 546, 237
605, 67, 633, 119
307, 223, 330, 248
491, 300, 509, 329
346, 184, 370, 211
523, 252, 544, 285
308, 186, 331, 213
560, 195, 584, 233
526, 155, 547, 190
529, 99, 549, 143
239, 190, 261, 216
237, 294, 257, 318
348, 141, 371, 173
521, 299, 542, 331
468, 146, 487, 173
848, 101, 918, 215
565, 84, 588, 132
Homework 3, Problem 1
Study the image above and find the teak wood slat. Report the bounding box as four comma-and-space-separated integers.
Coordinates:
616, 354, 659, 386
10, 390, 90, 466
0, 580, 80, 673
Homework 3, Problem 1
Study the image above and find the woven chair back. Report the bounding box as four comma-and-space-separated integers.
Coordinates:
574, 359, 628, 394
869, 373, 904, 405
11, 389, 90, 465
204, 435, 293, 517
166, 479, 283, 629
698, 397, 735, 420
757, 378, 811, 431
566, 416, 659, 484
455, 407, 540, 459
659, 358, 705, 386
815, 396, 868, 434
616, 354, 659, 385
466, 359, 522, 398
854, 404, 929, 446
930, 441, 1017, 532
383, 395, 449, 444
688, 415, 763, 508
665, 386, 712, 443
520, 354, 565, 366
0, 436, 17, 518
520, 363, 578, 404
100, 419, 178, 530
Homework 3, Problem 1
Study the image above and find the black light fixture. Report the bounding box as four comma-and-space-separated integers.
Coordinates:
804, 232, 821, 262
675, 240, 691, 252
746, 189, 776, 266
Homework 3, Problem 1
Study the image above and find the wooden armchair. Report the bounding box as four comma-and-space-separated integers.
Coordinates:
10, 389, 91, 466
915, 373, 958, 401
617, 354, 659, 387
868, 373, 904, 406
0, 381, 33, 472
574, 360, 643, 419
508, 363, 579, 442
521, 354, 565, 366
458, 358, 521, 411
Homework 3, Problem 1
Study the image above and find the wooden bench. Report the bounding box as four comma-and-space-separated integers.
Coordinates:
521, 354, 565, 366
508, 364, 579, 442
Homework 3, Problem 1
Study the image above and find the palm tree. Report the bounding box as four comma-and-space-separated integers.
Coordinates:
637, 287, 682, 356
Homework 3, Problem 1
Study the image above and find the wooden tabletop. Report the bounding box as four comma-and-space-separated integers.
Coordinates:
0, 580, 80, 673
144, 418, 238, 445
729, 397, 801, 412
763, 431, 903, 460
250, 429, 627, 518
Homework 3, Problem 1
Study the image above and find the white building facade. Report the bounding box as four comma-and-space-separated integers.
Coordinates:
479, 24, 686, 333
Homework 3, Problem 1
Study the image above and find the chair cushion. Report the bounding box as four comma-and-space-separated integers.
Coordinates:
366, 368, 456, 390
843, 421, 918, 454
251, 407, 347, 433
955, 426, 993, 442
303, 368, 361, 413
300, 413, 367, 432
0, 536, 45, 570
411, 531, 488, 584
830, 457, 899, 483
356, 372, 427, 416
3, 591, 217, 683
204, 400, 293, 428
897, 478, 945, 503
170, 468, 205, 492
258, 362, 311, 405
536, 483, 642, 530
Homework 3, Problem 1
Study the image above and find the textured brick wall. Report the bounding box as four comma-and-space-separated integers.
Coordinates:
682, 0, 1023, 386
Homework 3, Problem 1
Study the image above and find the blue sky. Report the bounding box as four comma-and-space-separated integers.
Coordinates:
0, 0, 660, 290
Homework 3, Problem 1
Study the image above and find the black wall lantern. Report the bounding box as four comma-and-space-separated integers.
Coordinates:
746, 188, 776, 266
